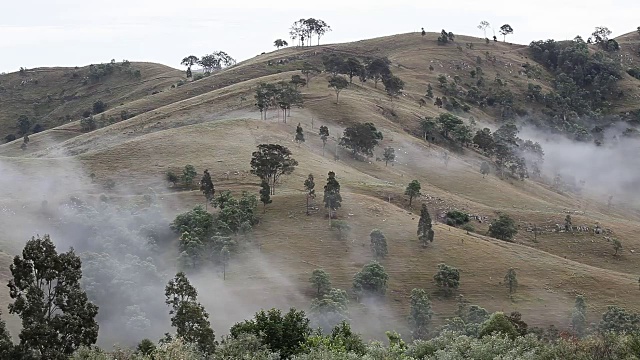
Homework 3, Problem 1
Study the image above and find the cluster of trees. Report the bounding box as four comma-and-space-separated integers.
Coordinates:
529, 30, 622, 123
86, 60, 140, 83
3, 219, 638, 359
321, 54, 405, 100
254, 81, 304, 120
5, 115, 45, 144
289, 18, 331, 47
477, 21, 514, 42
180, 52, 236, 78
166, 164, 199, 189
471, 122, 544, 180
436, 29, 455, 44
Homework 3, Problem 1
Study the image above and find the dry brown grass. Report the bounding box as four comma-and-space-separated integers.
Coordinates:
0, 31, 639, 338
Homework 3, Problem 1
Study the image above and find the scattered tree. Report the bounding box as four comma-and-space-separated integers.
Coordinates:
295, 123, 305, 143
499, 24, 514, 42
274, 39, 288, 49
478, 21, 491, 38
382, 147, 395, 166
344, 57, 364, 83
405, 180, 421, 207
92, 100, 107, 114
254, 82, 277, 120
323, 55, 345, 76
221, 246, 230, 280
301, 62, 320, 85
199, 169, 215, 208
425, 84, 434, 100
8, 235, 99, 358
480, 161, 490, 178
323, 171, 342, 219
304, 174, 315, 215
17, 115, 31, 135
167, 171, 179, 187
290, 74, 307, 89
462, 223, 475, 234
259, 180, 272, 212
352, 261, 389, 297
434, 263, 460, 297
408, 288, 433, 340
474, 128, 495, 154
365, 57, 391, 88
330, 220, 351, 240
564, 215, 572, 232
198, 51, 235, 73
310, 289, 349, 333
165, 272, 216, 356
328, 75, 349, 104
310, 269, 331, 296
382, 75, 405, 99
591, 26, 612, 44
230, 308, 311, 359
488, 214, 518, 241
370, 229, 388, 259
571, 295, 587, 337
612, 238, 622, 256
250, 144, 298, 195
504, 268, 518, 296
340, 122, 383, 158
319, 126, 329, 156
417, 204, 435, 246
182, 165, 197, 188
181, 55, 199, 77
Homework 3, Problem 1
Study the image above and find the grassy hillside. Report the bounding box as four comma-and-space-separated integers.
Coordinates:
1, 31, 640, 342
0, 61, 183, 138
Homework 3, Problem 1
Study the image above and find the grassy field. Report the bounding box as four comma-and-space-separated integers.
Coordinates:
0, 31, 639, 340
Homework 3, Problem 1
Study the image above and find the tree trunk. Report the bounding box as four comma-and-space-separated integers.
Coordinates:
306, 196, 309, 215
336, 92, 339, 104
409, 195, 413, 207
385, 160, 388, 166
223, 263, 226, 280
322, 143, 325, 157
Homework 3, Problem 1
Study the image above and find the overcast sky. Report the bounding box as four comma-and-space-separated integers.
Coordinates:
1, 0, 638, 73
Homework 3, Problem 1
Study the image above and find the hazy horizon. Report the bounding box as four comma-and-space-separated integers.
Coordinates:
1, 0, 638, 73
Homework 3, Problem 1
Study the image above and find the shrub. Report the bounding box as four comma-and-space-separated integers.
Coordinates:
627, 68, 640, 80
104, 179, 116, 190
446, 210, 470, 226
92, 100, 107, 114
80, 116, 97, 131
488, 214, 518, 241
32, 124, 44, 133
462, 224, 475, 234
4, 134, 16, 143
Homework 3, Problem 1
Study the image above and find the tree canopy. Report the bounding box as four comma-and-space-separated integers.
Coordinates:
250, 144, 298, 194
340, 122, 383, 157
353, 261, 389, 297
488, 214, 518, 241
8, 235, 99, 359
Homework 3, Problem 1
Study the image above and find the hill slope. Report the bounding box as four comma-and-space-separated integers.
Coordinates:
1, 31, 640, 343
0, 61, 183, 138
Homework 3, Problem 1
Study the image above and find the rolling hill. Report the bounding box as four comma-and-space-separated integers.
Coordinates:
0, 30, 639, 344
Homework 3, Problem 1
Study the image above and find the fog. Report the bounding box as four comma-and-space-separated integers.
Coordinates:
519, 122, 640, 205
0, 151, 401, 347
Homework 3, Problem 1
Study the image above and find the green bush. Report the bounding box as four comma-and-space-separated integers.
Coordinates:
445, 210, 469, 226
